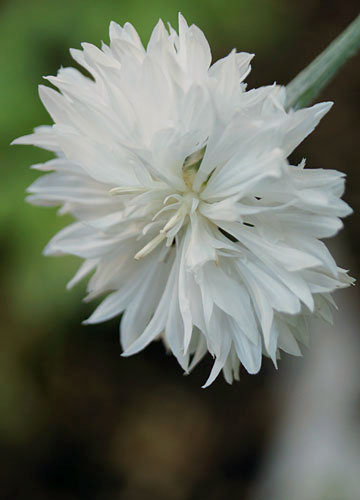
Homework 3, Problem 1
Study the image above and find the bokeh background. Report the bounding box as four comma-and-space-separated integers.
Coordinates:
1, 1, 360, 499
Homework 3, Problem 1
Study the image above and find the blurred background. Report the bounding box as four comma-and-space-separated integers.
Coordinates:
1, 1, 360, 499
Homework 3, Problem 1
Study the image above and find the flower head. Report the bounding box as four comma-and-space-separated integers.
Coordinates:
13, 14, 353, 386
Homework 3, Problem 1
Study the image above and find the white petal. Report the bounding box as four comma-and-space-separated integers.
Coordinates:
67, 259, 97, 290
202, 322, 231, 388
11, 126, 60, 152
199, 262, 260, 345
281, 101, 333, 155
120, 258, 170, 349
229, 316, 262, 374
275, 319, 302, 356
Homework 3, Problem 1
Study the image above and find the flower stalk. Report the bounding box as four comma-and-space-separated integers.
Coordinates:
286, 14, 360, 110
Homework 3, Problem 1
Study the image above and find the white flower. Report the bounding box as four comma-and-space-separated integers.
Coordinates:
13, 14, 353, 387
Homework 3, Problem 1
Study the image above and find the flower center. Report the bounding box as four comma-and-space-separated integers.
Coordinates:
134, 191, 199, 260
110, 148, 206, 261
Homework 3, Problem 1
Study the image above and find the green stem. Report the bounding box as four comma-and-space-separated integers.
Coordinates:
285, 14, 360, 110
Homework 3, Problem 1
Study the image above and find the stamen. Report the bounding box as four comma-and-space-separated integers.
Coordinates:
134, 189, 199, 261
160, 207, 185, 234
152, 202, 181, 222
109, 186, 147, 196
134, 233, 166, 260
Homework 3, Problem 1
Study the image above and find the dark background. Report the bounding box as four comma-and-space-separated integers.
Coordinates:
1, 1, 359, 499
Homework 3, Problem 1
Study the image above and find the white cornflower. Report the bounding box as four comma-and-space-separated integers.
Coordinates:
13, 14, 353, 387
